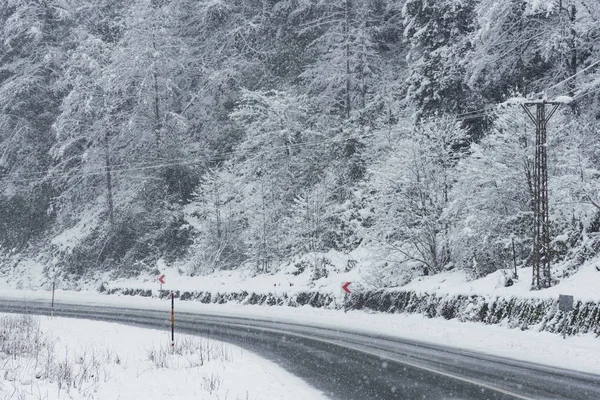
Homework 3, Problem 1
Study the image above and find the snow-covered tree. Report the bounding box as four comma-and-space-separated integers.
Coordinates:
468, 0, 600, 101
52, 30, 117, 225
0, 0, 72, 187
0, 0, 74, 246
230, 88, 330, 270
403, 0, 478, 117
108, 0, 190, 160
299, 0, 382, 119
447, 108, 534, 275
187, 168, 246, 273
372, 116, 467, 275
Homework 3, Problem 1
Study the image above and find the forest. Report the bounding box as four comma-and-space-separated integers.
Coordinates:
0, 0, 599, 288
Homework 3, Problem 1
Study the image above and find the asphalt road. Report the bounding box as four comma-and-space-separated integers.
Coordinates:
1, 299, 599, 400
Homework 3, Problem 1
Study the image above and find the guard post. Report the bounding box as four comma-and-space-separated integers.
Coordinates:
171, 291, 175, 353
51, 281, 55, 318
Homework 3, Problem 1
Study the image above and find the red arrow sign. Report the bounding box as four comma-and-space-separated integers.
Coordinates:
158, 275, 166, 284
342, 282, 351, 293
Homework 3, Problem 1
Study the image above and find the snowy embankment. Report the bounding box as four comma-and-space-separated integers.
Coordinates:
2, 250, 600, 339
92, 256, 600, 337
0, 313, 327, 400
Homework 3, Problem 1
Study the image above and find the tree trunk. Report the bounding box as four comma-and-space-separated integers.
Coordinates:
152, 36, 162, 158
214, 182, 222, 240
344, 0, 351, 119
104, 130, 115, 227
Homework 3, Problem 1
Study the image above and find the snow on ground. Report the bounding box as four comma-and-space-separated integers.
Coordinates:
129, 249, 366, 298
95, 249, 600, 302
0, 313, 327, 400
1, 246, 598, 302
1, 289, 599, 377
67, 255, 599, 303
0, 257, 47, 291
401, 261, 600, 301
51, 207, 103, 253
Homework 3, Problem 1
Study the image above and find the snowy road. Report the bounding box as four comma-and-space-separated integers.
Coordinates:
0, 299, 598, 400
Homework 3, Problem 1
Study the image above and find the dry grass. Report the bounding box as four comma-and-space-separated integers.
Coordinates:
0, 314, 116, 399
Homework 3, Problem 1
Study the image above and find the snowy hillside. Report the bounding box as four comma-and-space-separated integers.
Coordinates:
0, 0, 599, 330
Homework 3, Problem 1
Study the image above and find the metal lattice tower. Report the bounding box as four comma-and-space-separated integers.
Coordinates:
520, 100, 560, 289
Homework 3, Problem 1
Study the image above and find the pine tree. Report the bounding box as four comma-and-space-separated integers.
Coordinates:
402, 0, 478, 118
299, 0, 381, 119
0, 0, 74, 246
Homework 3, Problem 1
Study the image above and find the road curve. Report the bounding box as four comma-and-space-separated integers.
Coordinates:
0, 299, 598, 400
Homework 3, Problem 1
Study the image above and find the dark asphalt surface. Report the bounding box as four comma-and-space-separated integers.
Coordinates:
1, 299, 599, 400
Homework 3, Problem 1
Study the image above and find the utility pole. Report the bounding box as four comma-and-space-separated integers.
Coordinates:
519, 99, 561, 289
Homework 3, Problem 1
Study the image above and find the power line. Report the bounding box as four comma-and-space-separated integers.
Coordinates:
573, 85, 600, 102
3, 60, 599, 188
0, 136, 344, 187
452, 58, 600, 123
540, 59, 600, 95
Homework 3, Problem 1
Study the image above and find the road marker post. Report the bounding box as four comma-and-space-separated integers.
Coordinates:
342, 282, 351, 313
159, 274, 165, 295
558, 294, 574, 339
171, 291, 175, 353
51, 281, 55, 318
